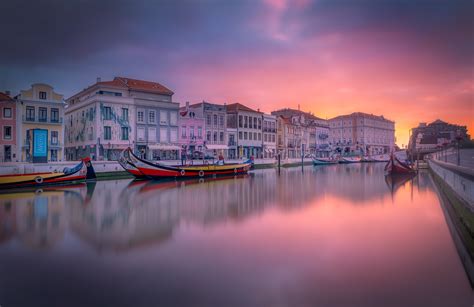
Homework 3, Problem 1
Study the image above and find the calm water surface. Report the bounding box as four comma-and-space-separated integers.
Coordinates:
0, 164, 472, 307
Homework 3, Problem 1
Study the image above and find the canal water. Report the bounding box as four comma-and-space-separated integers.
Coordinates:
0, 163, 472, 307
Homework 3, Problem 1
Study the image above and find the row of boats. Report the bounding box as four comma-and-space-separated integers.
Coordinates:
312, 154, 390, 165
0, 148, 416, 190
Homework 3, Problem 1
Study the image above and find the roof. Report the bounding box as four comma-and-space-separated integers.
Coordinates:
226, 103, 261, 113
271, 108, 325, 121
431, 119, 447, 125
68, 76, 173, 100
329, 112, 394, 123
0, 92, 13, 101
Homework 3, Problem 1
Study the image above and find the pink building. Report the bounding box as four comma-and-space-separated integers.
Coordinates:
0, 92, 17, 162
179, 103, 205, 157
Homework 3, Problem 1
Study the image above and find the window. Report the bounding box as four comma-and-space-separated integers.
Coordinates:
51, 131, 58, 145
39, 91, 47, 100
170, 128, 178, 142
160, 110, 168, 125
51, 108, 59, 122
258, 133, 261, 141
3, 126, 11, 140
149, 127, 157, 142
239, 131, 243, 139
190, 126, 194, 138
207, 114, 212, 125
239, 115, 243, 128
89, 127, 94, 141
249, 117, 253, 129
181, 126, 187, 137
3, 108, 12, 118
220, 132, 224, 142
213, 114, 218, 128
137, 111, 144, 123
244, 132, 248, 140
258, 118, 261, 129
121, 127, 129, 140
104, 126, 112, 140
170, 112, 178, 125
198, 126, 202, 138
51, 150, 58, 162
219, 115, 224, 127
207, 131, 211, 141
249, 132, 252, 140
121, 108, 128, 121
244, 116, 248, 128
97, 90, 122, 97
213, 131, 217, 142
103, 106, 113, 120
137, 127, 145, 141
160, 128, 168, 142
254, 132, 257, 140
149, 111, 155, 123
38, 107, 47, 122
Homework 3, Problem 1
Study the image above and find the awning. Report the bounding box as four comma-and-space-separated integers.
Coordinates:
148, 144, 181, 151
205, 144, 229, 150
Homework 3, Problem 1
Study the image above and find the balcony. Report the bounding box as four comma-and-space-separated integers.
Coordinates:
23, 116, 63, 125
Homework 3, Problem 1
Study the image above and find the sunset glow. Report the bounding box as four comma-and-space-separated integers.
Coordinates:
1, 0, 472, 146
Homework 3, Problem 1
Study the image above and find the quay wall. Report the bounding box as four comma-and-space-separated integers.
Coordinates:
0, 158, 314, 177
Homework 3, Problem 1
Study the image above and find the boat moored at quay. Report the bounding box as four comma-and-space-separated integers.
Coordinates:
0, 157, 96, 190
119, 148, 252, 179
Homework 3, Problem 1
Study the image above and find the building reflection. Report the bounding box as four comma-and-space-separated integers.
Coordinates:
0, 164, 431, 252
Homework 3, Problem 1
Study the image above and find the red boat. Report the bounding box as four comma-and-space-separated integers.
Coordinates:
127, 148, 252, 179
118, 148, 147, 179
384, 153, 416, 175
0, 157, 96, 189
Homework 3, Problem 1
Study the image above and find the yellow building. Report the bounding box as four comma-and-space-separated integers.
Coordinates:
16, 84, 65, 162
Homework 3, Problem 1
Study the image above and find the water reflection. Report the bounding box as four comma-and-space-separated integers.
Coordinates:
0, 164, 472, 307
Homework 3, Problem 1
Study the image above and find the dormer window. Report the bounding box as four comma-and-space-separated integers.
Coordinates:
39, 91, 47, 100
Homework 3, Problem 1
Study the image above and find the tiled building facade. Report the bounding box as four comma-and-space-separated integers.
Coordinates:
0, 92, 17, 162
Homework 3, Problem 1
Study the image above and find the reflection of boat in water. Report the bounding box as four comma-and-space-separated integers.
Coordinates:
384, 173, 416, 193
313, 157, 338, 165
0, 158, 96, 190
126, 148, 252, 179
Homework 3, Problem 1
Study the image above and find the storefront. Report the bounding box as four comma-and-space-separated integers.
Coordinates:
148, 144, 181, 160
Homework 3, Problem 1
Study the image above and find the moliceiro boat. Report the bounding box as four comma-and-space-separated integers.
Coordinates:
339, 156, 362, 164
0, 157, 96, 189
313, 157, 339, 165
384, 154, 416, 175
118, 148, 147, 179
125, 148, 252, 179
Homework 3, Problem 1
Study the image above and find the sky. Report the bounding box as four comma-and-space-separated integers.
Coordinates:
1, 0, 473, 146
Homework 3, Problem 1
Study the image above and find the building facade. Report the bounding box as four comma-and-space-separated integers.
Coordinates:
408, 119, 469, 152
179, 102, 205, 157
329, 112, 395, 155
0, 92, 17, 162
15, 84, 65, 162
227, 103, 263, 159
189, 101, 228, 157
262, 114, 276, 159
272, 108, 330, 158
65, 77, 179, 161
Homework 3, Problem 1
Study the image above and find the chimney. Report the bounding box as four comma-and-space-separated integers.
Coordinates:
96, 77, 101, 83
186, 101, 190, 111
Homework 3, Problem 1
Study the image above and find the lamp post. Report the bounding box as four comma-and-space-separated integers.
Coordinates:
456, 129, 463, 166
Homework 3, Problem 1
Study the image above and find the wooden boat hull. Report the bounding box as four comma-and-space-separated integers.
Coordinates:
340, 157, 361, 164
129, 149, 252, 179
313, 158, 338, 165
118, 149, 147, 179
384, 154, 416, 175
0, 158, 96, 190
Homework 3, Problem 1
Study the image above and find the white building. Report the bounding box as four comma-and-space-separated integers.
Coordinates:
65, 77, 179, 161
262, 114, 276, 158
227, 103, 263, 159
329, 112, 395, 155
